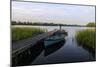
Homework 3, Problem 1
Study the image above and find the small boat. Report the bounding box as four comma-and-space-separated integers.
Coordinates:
44, 30, 67, 48
44, 40, 65, 56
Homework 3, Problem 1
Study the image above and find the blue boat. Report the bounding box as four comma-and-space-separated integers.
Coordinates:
44, 30, 67, 48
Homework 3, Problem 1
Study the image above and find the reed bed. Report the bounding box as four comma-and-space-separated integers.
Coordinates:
12, 27, 47, 42
76, 29, 96, 51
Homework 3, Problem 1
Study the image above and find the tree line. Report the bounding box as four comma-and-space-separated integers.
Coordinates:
11, 21, 95, 27
86, 22, 96, 27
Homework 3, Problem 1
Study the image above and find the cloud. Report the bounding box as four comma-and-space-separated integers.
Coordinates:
12, 1, 95, 25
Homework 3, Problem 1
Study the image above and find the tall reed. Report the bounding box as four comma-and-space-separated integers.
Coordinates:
76, 29, 96, 51
12, 27, 47, 42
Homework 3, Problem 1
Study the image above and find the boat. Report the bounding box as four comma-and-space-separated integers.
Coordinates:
44, 40, 65, 56
44, 30, 67, 48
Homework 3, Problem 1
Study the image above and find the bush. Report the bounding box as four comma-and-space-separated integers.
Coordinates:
86, 22, 96, 27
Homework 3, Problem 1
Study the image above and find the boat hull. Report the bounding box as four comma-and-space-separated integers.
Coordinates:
44, 36, 65, 48
44, 30, 67, 48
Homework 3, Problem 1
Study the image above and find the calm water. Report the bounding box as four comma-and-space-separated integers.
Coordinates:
12, 25, 96, 65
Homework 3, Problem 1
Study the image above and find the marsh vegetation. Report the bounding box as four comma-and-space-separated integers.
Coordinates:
86, 22, 96, 27
76, 29, 96, 52
12, 27, 47, 42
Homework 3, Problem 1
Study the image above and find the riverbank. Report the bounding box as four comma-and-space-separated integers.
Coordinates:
76, 29, 96, 52
12, 27, 47, 42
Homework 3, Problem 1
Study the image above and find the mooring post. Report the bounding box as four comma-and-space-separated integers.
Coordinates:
60, 25, 62, 30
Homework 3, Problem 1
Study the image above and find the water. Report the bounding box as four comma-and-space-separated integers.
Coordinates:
12, 25, 96, 64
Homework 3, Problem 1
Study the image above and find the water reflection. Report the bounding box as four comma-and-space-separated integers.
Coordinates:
16, 26, 95, 65
44, 40, 65, 56
12, 41, 44, 66
78, 44, 96, 58
29, 41, 44, 63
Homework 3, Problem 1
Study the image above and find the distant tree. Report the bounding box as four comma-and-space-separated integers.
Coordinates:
86, 22, 96, 27
11, 21, 17, 25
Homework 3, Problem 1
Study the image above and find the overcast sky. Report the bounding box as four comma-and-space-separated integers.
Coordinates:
12, 1, 95, 25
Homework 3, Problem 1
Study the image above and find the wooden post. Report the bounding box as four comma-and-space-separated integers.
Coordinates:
60, 25, 62, 30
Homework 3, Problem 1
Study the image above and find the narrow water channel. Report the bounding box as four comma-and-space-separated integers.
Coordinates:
30, 26, 95, 65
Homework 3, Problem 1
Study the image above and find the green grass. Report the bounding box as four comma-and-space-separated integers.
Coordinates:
76, 29, 96, 51
12, 27, 47, 42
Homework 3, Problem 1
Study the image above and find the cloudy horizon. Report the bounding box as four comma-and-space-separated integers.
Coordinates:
12, 1, 95, 25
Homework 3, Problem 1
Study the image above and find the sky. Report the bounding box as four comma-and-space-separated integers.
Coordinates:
12, 1, 95, 25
